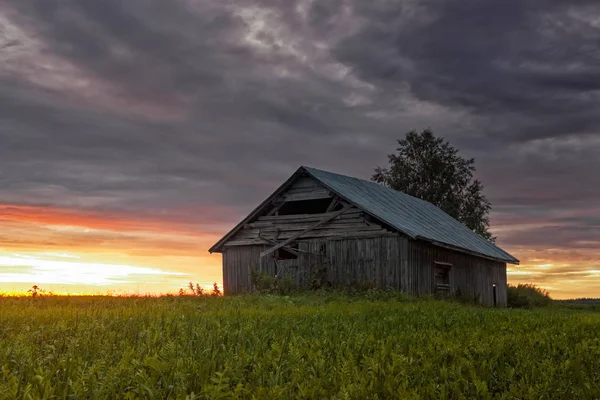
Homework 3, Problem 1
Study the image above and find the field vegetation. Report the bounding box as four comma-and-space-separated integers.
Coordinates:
1, 292, 599, 399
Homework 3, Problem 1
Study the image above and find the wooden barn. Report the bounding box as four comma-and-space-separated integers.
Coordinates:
209, 166, 519, 306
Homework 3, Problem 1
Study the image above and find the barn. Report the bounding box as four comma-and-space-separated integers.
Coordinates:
209, 166, 519, 306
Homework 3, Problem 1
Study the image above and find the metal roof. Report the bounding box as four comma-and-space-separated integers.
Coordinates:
302, 166, 519, 264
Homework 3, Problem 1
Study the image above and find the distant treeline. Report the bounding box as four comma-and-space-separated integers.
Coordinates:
555, 298, 600, 312
557, 298, 600, 304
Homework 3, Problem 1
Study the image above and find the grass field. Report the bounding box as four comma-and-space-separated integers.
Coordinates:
1, 294, 600, 399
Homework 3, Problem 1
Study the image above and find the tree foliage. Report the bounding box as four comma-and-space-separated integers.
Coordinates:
373, 128, 494, 241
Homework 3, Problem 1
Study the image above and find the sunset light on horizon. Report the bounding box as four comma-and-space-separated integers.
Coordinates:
1, 198, 599, 299
0, 203, 225, 295
1, 1, 600, 299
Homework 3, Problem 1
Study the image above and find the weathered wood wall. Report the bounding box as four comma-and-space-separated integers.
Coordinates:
222, 236, 507, 306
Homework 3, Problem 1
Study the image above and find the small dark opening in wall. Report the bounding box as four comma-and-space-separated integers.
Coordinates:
318, 243, 327, 256
493, 284, 497, 307
276, 243, 299, 260
278, 198, 341, 215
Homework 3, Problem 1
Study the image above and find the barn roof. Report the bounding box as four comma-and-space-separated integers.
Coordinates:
303, 167, 518, 264
210, 166, 519, 264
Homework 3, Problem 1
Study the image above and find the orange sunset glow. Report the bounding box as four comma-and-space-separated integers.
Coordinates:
0, 203, 224, 294
0, 201, 598, 298
1, 0, 599, 300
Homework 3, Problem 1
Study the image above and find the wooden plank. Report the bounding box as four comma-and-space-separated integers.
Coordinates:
224, 239, 270, 246
250, 217, 368, 229
390, 237, 398, 289
231, 226, 386, 243
248, 221, 276, 229
249, 219, 377, 231
248, 219, 369, 230
400, 237, 408, 292
222, 250, 228, 294
223, 230, 395, 247
285, 186, 321, 194
231, 248, 238, 294
264, 229, 392, 240
258, 209, 363, 222
228, 230, 396, 246
258, 233, 299, 256
260, 223, 384, 233
260, 204, 353, 258
434, 261, 453, 267
287, 176, 322, 189
325, 197, 339, 213
266, 199, 285, 216
282, 191, 332, 202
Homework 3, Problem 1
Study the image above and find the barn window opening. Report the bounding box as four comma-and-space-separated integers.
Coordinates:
434, 262, 451, 295
277, 198, 342, 215
276, 243, 299, 260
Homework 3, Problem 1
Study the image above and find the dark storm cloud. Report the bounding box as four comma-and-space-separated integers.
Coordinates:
7, 0, 237, 97
1, 0, 600, 260
501, 220, 600, 248
333, 0, 600, 141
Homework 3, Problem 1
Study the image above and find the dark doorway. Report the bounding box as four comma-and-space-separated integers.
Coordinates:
493, 284, 497, 307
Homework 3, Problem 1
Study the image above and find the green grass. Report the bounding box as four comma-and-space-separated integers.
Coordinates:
1, 294, 599, 399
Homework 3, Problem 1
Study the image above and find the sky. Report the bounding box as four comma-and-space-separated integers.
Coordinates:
0, 0, 599, 298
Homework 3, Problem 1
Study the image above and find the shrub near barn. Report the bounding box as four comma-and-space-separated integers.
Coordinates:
507, 284, 552, 308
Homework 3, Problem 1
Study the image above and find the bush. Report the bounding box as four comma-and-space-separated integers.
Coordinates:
250, 270, 294, 295
453, 288, 481, 305
507, 284, 552, 308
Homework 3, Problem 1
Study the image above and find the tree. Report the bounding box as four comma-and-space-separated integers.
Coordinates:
372, 128, 494, 241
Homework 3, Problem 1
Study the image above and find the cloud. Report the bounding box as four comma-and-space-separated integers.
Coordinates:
1, 0, 600, 297
333, 0, 600, 139
0, 252, 188, 286
0, 203, 230, 234
0, 205, 227, 260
